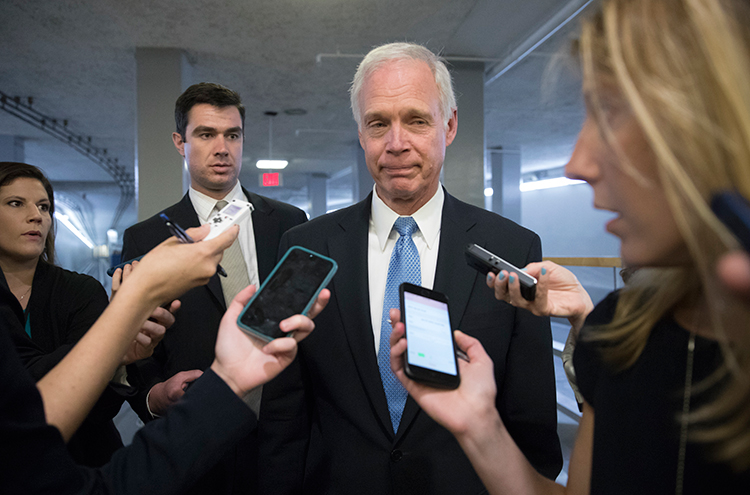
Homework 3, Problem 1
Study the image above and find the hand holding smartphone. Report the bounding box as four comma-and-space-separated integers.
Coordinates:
464, 244, 537, 301
400, 283, 460, 389
711, 191, 750, 253
237, 246, 337, 341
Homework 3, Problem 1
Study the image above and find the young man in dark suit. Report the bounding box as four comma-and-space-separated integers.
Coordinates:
259, 43, 563, 494
121, 83, 307, 494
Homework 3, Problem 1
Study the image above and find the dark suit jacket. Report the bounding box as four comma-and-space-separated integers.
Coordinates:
121, 187, 306, 495
0, 282, 256, 495
259, 191, 562, 495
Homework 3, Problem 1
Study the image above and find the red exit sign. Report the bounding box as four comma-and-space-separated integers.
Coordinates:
262, 173, 282, 187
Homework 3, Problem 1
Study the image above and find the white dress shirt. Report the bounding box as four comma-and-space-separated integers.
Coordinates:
189, 182, 260, 289
368, 185, 444, 356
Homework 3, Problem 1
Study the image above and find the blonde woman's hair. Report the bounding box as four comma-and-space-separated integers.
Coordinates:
579, 0, 750, 470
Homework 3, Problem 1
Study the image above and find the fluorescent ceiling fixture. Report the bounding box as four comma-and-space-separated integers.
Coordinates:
520, 177, 585, 192
55, 212, 94, 249
484, 187, 494, 197
256, 159, 289, 169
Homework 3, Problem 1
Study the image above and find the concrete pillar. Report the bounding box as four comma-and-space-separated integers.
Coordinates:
489, 148, 521, 223
443, 61, 484, 209
135, 48, 191, 221
0, 135, 24, 162
309, 172, 328, 219
354, 147, 375, 201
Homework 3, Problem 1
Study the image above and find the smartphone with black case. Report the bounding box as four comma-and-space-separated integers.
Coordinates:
237, 246, 337, 341
464, 243, 537, 301
399, 282, 460, 389
711, 191, 750, 253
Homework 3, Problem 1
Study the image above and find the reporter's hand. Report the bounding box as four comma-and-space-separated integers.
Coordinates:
120, 304, 179, 365
119, 224, 238, 308
487, 261, 594, 332
147, 370, 204, 416
113, 260, 181, 365
211, 284, 331, 397
388, 308, 500, 438
717, 251, 750, 301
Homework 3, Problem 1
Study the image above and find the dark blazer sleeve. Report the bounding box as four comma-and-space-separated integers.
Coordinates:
100, 370, 257, 495
1, 316, 256, 494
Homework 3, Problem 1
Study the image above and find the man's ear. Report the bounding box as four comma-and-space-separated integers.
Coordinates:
172, 132, 186, 157
444, 109, 458, 147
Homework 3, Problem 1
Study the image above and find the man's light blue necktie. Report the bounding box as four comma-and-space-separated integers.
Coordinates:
377, 216, 421, 433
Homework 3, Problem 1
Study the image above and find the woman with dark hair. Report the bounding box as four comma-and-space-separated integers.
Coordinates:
0, 161, 170, 466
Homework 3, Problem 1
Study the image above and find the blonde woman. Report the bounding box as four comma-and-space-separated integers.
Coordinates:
389, 0, 750, 493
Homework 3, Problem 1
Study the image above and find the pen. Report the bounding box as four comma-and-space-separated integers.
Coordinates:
455, 348, 470, 362
160, 213, 228, 277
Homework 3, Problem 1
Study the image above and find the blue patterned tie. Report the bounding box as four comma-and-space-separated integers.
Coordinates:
378, 216, 421, 433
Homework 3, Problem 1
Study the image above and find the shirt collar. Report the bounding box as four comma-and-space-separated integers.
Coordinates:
370, 184, 444, 251
188, 181, 245, 222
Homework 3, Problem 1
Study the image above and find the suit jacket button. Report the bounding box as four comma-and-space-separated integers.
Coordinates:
390, 449, 403, 462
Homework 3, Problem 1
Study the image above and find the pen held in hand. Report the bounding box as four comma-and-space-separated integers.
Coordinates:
160, 213, 228, 277
455, 349, 470, 362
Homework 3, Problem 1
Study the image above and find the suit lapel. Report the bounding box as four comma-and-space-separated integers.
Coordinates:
396, 192, 481, 440
328, 195, 394, 435
244, 189, 279, 283
432, 193, 481, 329
172, 194, 225, 309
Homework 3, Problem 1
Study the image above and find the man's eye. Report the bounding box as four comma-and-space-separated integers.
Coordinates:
8, 200, 21, 207
39, 204, 50, 212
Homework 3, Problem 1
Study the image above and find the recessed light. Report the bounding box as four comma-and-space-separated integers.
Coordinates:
256, 159, 289, 169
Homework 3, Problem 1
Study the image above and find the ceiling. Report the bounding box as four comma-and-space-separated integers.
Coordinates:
0, 0, 591, 249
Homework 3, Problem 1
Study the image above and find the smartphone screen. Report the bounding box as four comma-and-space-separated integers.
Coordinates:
401, 283, 459, 389
237, 246, 337, 341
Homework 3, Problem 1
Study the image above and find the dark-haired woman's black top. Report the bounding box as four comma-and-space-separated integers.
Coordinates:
3, 260, 126, 467
574, 291, 750, 494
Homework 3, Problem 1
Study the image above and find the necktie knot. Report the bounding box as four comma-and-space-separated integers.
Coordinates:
215, 200, 228, 212
393, 216, 418, 238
